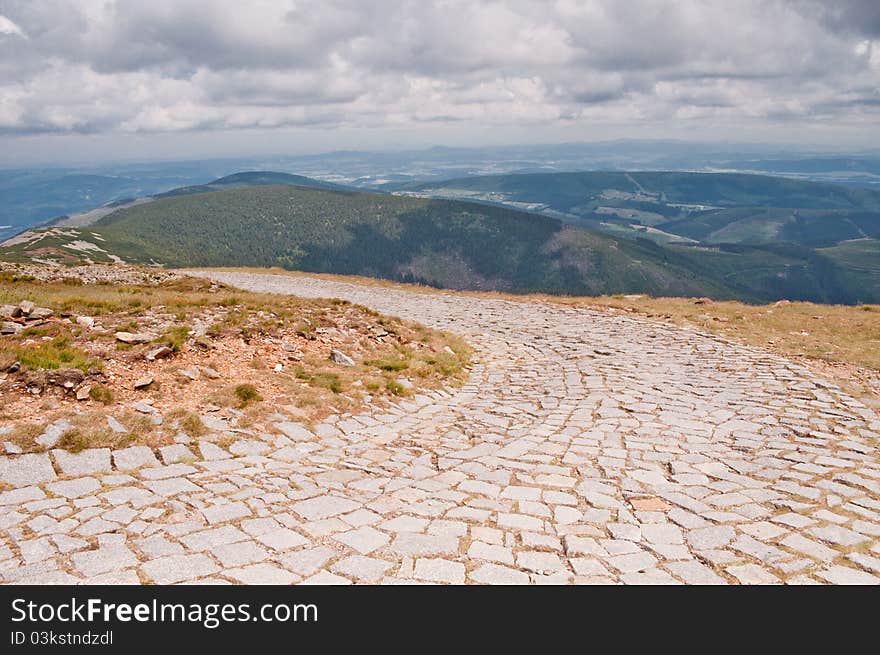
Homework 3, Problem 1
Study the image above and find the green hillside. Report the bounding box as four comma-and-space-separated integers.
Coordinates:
154, 171, 348, 199
87, 185, 736, 297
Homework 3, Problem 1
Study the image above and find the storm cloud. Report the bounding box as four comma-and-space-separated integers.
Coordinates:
0, 0, 877, 150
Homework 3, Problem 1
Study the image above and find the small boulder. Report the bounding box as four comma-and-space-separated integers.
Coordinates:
146, 345, 173, 361
133, 375, 154, 389
0, 304, 21, 318
115, 331, 157, 344
199, 366, 220, 379
178, 368, 199, 380
75, 385, 92, 401
18, 300, 35, 316
329, 349, 356, 367
106, 416, 127, 433
693, 297, 713, 305
29, 307, 54, 320
1, 321, 22, 335
76, 316, 95, 329
131, 402, 156, 414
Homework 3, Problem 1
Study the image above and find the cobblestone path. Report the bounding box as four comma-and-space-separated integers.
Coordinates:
2, 271, 879, 584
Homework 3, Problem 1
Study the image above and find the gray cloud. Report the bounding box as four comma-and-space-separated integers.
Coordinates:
0, 0, 877, 146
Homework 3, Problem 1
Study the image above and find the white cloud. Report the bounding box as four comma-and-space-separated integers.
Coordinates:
0, 0, 877, 148
0, 14, 25, 37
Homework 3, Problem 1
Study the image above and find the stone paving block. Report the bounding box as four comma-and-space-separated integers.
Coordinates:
292, 495, 360, 521
113, 446, 159, 471
334, 527, 390, 555
389, 533, 459, 557
816, 565, 879, 585
0, 486, 46, 506
158, 444, 196, 464
181, 525, 248, 551
277, 547, 337, 576
51, 448, 112, 476
202, 501, 251, 525
300, 571, 352, 585
664, 560, 727, 584
0, 453, 56, 487
227, 563, 299, 584
467, 541, 514, 565
380, 515, 429, 533
413, 558, 466, 584
144, 477, 203, 496
141, 554, 220, 584
516, 551, 567, 574
255, 528, 310, 551
469, 563, 530, 585
725, 564, 780, 585
331, 556, 394, 582
71, 545, 138, 577
198, 441, 231, 460
808, 525, 869, 547
46, 477, 101, 499
211, 541, 271, 567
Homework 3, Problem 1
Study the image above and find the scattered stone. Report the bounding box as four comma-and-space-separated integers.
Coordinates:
200, 415, 229, 431
131, 402, 156, 414
115, 331, 157, 344
18, 300, 35, 315
29, 307, 53, 320
330, 349, 356, 366
75, 385, 92, 401
177, 367, 199, 380
106, 416, 127, 433
133, 376, 154, 390
36, 419, 74, 448
76, 316, 95, 329
146, 346, 173, 361
0, 304, 21, 318
1, 321, 22, 334
199, 366, 221, 379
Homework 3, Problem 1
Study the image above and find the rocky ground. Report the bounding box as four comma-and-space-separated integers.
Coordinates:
1, 269, 878, 585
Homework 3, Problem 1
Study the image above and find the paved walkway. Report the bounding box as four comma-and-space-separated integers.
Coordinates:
2, 271, 879, 584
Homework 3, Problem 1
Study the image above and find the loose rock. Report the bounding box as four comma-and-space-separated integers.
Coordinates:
330, 349, 356, 366
133, 376, 154, 389
115, 331, 157, 344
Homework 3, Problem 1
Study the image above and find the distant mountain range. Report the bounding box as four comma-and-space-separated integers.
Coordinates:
3, 141, 879, 239
393, 171, 880, 246
2, 169, 878, 304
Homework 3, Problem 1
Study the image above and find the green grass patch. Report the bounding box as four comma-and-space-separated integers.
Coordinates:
13, 337, 98, 372
234, 383, 263, 406
161, 325, 190, 352
366, 357, 409, 371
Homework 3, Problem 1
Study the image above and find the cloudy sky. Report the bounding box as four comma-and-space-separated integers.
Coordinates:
1, 0, 878, 164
